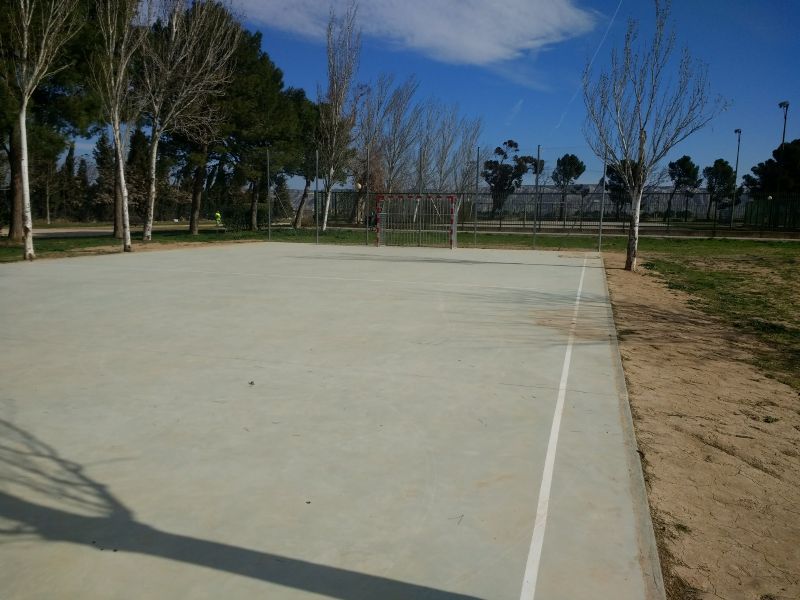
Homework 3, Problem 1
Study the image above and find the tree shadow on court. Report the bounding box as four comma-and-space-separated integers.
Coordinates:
0, 419, 481, 600
291, 252, 606, 269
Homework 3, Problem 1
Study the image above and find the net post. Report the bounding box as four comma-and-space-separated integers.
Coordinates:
375, 195, 383, 246
450, 195, 457, 249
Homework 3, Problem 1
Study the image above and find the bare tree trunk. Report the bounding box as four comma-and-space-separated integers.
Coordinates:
45, 176, 50, 225
18, 104, 35, 260
112, 120, 132, 252
114, 157, 123, 238
143, 135, 159, 240
322, 185, 333, 232
624, 189, 643, 271
250, 181, 259, 231
189, 144, 207, 235
8, 125, 24, 241
292, 178, 311, 229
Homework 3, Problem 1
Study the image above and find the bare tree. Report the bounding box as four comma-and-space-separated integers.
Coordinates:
415, 101, 444, 191
318, 3, 360, 231
92, 0, 150, 252
1, 0, 81, 259
430, 105, 459, 191
583, 0, 723, 270
351, 73, 392, 221
381, 78, 419, 193
139, 0, 240, 241
450, 117, 483, 194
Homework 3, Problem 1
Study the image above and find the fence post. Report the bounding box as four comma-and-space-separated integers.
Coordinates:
523, 200, 527, 228
365, 146, 370, 246
267, 148, 271, 240
533, 144, 541, 249
599, 152, 607, 252
417, 147, 423, 247
474, 146, 479, 248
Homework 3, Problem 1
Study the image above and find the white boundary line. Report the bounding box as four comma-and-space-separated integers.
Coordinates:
519, 256, 588, 599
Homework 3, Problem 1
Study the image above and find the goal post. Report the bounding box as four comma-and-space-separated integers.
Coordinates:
376, 194, 458, 249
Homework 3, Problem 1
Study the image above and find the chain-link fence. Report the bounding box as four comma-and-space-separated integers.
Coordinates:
319, 190, 799, 235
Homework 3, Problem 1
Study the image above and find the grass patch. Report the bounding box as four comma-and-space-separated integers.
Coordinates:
644, 243, 800, 391
0, 236, 123, 262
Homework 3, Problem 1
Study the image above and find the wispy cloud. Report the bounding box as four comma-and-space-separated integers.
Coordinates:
235, 0, 595, 66
506, 99, 524, 125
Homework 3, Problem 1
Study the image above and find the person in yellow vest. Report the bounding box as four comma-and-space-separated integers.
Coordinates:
214, 211, 222, 227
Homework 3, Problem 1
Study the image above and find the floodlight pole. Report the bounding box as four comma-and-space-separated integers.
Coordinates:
779, 101, 789, 151
315, 149, 319, 245
731, 129, 741, 228
777, 102, 789, 214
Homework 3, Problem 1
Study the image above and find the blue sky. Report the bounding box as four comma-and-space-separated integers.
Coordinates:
237, 0, 799, 187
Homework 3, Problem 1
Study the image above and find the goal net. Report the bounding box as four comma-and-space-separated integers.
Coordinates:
376, 194, 458, 249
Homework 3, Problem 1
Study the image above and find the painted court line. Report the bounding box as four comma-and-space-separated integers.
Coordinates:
519, 256, 588, 600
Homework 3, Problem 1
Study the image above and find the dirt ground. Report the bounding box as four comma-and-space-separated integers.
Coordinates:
605, 253, 800, 600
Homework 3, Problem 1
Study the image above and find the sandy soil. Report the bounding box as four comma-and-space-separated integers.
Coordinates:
605, 253, 800, 600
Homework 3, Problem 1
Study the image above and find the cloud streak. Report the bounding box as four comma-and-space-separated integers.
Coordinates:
235, 0, 595, 66
506, 99, 524, 125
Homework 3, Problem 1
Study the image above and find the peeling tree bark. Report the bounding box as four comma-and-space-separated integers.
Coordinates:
112, 118, 132, 252
625, 188, 644, 271
292, 178, 311, 229
142, 135, 159, 241
19, 103, 35, 260
7, 126, 24, 242
250, 181, 259, 231
113, 157, 122, 238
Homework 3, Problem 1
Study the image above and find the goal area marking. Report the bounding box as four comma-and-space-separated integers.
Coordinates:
376, 194, 458, 249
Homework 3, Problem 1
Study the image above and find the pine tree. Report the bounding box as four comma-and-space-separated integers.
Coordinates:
76, 157, 90, 221
91, 132, 115, 220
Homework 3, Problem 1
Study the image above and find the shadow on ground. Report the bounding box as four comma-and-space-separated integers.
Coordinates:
0, 419, 481, 600
290, 252, 602, 269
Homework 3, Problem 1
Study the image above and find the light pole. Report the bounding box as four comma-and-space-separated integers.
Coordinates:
779, 101, 790, 150
731, 128, 741, 227
776, 102, 789, 220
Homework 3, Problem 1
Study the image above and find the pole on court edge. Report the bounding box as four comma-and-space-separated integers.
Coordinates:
365, 146, 370, 246
267, 148, 271, 241
474, 146, 479, 248
315, 149, 319, 245
418, 146, 423, 247
599, 150, 607, 253
533, 144, 540, 249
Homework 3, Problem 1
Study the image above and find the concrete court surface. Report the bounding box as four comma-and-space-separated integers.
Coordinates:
0, 242, 663, 600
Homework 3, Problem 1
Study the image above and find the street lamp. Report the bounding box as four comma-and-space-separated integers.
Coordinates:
731, 128, 741, 227
777, 102, 789, 208
778, 101, 790, 149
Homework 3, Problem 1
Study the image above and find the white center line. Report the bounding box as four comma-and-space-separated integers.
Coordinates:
519, 256, 588, 600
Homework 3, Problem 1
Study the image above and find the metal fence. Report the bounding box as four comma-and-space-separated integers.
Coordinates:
321, 190, 800, 235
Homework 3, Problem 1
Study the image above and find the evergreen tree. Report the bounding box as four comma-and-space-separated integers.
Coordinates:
666, 156, 702, 221
552, 153, 586, 222
703, 159, 735, 220
59, 142, 77, 219
743, 139, 800, 196
126, 127, 151, 222
481, 140, 541, 219
75, 156, 90, 221
91, 132, 115, 220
